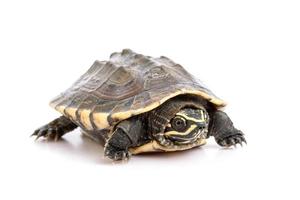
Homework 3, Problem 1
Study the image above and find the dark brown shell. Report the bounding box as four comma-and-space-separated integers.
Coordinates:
50, 49, 226, 130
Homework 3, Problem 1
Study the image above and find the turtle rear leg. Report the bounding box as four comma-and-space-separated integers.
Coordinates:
32, 116, 78, 141
209, 110, 246, 147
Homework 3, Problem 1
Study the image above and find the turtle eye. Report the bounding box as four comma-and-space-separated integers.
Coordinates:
171, 116, 187, 132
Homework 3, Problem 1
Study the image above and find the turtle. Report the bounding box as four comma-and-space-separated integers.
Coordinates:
32, 49, 246, 161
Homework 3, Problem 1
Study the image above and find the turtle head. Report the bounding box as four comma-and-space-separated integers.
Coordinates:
161, 107, 209, 145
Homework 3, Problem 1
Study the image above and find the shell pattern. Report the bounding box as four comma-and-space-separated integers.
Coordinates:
50, 49, 226, 131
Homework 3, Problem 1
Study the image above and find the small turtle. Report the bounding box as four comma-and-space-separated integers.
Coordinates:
32, 49, 246, 161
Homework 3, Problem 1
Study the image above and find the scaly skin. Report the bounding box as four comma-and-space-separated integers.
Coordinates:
32, 116, 78, 141
209, 110, 246, 147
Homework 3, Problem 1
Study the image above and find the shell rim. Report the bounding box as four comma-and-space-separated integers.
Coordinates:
51, 89, 226, 130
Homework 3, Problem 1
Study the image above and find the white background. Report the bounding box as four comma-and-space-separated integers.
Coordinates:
0, 0, 299, 200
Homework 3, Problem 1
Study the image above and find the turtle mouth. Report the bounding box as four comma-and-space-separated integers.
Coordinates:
167, 128, 207, 144
155, 128, 207, 147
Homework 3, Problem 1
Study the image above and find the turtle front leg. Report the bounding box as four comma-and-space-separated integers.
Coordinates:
32, 116, 78, 141
104, 117, 145, 161
209, 110, 246, 147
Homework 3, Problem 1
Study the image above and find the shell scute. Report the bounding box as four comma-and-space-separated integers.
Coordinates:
93, 67, 143, 100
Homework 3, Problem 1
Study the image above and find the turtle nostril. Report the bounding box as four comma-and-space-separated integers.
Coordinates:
198, 126, 205, 130
197, 122, 207, 130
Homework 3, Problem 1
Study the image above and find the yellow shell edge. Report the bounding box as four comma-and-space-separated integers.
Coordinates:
80, 109, 94, 130
64, 107, 78, 121
111, 89, 226, 126
50, 89, 226, 130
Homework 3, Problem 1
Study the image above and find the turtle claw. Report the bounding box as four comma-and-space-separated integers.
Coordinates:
32, 125, 63, 141
220, 140, 227, 147
104, 143, 131, 161
217, 132, 246, 148
235, 136, 247, 147
32, 128, 47, 141
31, 130, 39, 138
54, 133, 60, 142
35, 134, 42, 141
241, 137, 247, 145
32, 116, 77, 141
229, 138, 235, 146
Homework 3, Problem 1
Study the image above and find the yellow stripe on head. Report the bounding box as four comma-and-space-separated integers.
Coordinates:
165, 124, 198, 136
176, 113, 206, 123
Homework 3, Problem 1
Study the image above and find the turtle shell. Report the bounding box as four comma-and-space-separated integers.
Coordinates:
50, 49, 226, 131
